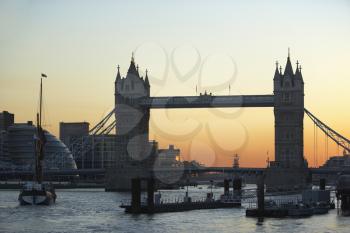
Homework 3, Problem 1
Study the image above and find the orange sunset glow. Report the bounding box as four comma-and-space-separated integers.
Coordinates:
1, 1, 350, 168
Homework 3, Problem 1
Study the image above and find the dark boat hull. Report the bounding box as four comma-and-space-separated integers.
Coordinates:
121, 201, 241, 213
19, 190, 56, 205
312, 207, 329, 215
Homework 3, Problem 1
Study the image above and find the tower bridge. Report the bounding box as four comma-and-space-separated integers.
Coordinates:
1, 52, 349, 191
106, 51, 309, 191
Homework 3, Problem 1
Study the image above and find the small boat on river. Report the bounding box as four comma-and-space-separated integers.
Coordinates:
18, 74, 56, 205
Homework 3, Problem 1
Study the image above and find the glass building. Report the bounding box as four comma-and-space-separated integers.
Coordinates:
3, 122, 77, 171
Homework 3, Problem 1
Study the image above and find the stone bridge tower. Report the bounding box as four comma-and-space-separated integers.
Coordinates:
267, 51, 309, 191
114, 55, 150, 151
273, 52, 305, 168
106, 55, 155, 191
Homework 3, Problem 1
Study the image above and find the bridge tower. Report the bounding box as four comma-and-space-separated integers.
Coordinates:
106, 55, 155, 191
273, 52, 306, 168
267, 51, 309, 190
114, 55, 150, 150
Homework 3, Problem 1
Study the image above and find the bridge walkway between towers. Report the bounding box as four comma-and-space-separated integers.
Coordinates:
139, 94, 275, 109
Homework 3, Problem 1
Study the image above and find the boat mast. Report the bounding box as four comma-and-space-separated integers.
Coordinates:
39, 77, 42, 127
35, 74, 46, 184
35, 112, 40, 183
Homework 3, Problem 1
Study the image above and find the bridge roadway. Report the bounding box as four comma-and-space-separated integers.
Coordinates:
1, 167, 350, 177
139, 94, 275, 108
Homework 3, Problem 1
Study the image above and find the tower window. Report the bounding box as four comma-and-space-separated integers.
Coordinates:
282, 93, 291, 103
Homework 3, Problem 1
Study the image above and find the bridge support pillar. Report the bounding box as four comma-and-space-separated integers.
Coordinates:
265, 167, 310, 192
105, 166, 152, 191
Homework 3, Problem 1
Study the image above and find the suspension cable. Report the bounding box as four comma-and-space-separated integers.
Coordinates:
314, 123, 316, 167
305, 108, 350, 155
324, 132, 327, 164
316, 123, 318, 167
337, 144, 339, 156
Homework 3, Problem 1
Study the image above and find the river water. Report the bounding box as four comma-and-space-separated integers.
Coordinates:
0, 186, 349, 233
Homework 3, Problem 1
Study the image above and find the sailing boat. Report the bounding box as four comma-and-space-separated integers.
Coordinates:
18, 74, 56, 205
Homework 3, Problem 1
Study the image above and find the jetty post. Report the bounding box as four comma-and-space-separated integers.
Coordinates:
233, 176, 242, 191
224, 179, 230, 195
257, 174, 265, 216
147, 178, 155, 213
320, 178, 326, 190
131, 178, 141, 213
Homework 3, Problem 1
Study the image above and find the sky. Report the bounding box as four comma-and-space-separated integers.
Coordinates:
1, 0, 350, 167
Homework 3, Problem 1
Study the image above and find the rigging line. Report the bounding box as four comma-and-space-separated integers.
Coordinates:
41, 95, 51, 129
36, 87, 40, 120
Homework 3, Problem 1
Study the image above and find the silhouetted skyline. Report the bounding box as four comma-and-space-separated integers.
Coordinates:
1, 0, 350, 167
